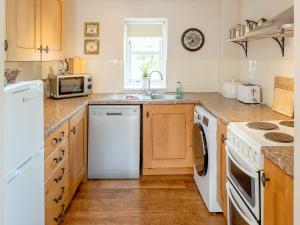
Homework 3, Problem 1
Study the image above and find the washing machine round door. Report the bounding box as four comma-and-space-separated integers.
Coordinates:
193, 123, 208, 176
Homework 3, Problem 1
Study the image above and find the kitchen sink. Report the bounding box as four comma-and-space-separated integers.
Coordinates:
111, 93, 181, 101
150, 94, 179, 100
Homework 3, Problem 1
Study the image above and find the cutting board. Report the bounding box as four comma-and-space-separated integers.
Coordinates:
272, 76, 294, 117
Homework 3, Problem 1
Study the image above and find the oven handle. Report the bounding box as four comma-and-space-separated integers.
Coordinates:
226, 144, 258, 179
226, 183, 258, 225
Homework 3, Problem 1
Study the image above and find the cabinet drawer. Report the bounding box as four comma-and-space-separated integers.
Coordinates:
45, 192, 68, 225
45, 123, 69, 159
46, 167, 69, 205
45, 140, 69, 180
45, 157, 69, 201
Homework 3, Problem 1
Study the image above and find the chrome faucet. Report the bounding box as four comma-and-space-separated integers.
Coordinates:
145, 70, 163, 96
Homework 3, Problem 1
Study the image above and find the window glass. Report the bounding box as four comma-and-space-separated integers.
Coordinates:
124, 19, 167, 89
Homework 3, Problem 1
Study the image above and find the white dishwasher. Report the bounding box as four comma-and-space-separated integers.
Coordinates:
88, 105, 140, 179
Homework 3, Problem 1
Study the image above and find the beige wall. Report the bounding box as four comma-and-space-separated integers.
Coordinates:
64, 0, 240, 93
238, 0, 294, 106
5, 61, 59, 81
294, 0, 299, 224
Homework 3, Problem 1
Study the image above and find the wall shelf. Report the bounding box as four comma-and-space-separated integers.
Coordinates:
227, 22, 294, 57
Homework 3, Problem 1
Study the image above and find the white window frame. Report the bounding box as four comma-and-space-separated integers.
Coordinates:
124, 18, 168, 90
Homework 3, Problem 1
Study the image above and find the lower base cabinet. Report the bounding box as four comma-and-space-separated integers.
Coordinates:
216, 121, 228, 220
69, 107, 88, 198
44, 106, 88, 225
264, 159, 294, 225
143, 104, 194, 175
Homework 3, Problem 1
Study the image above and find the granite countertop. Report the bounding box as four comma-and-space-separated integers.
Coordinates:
262, 146, 294, 177
44, 92, 293, 176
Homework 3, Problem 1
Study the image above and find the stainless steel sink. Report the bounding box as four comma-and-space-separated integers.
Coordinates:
111, 93, 180, 101
150, 94, 179, 100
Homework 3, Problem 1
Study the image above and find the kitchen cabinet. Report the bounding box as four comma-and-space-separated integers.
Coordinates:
41, 0, 64, 61
44, 122, 70, 225
264, 159, 293, 225
44, 106, 87, 225
5, 0, 41, 61
5, 0, 64, 61
69, 107, 88, 198
217, 121, 228, 220
143, 104, 194, 175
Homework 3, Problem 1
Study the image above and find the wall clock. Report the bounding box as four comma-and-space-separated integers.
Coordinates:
181, 28, 205, 51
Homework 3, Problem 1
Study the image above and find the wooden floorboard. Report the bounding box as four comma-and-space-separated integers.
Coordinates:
61, 175, 226, 225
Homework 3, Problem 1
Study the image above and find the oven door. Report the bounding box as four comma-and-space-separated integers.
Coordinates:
59, 76, 85, 96
227, 182, 259, 225
226, 142, 260, 220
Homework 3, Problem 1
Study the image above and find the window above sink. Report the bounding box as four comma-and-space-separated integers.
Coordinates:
124, 18, 168, 90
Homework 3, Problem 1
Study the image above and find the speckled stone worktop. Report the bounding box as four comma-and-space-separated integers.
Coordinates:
44, 92, 293, 176
262, 146, 294, 177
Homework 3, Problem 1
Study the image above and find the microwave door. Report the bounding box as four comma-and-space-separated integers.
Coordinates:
59, 77, 84, 95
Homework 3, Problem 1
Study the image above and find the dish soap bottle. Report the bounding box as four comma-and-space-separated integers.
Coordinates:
176, 82, 183, 98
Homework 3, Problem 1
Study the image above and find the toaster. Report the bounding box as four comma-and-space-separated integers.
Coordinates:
237, 84, 261, 104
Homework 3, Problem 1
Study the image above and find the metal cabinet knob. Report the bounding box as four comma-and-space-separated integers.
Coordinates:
44, 45, 49, 53
71, 127, 77, 134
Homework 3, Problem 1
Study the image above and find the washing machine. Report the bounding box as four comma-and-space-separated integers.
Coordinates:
193, 106, 221, 213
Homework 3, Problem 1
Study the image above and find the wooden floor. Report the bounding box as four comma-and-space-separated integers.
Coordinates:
61, 175, 226, 225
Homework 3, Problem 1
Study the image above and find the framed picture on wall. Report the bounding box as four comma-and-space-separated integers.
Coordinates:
84, 39, 100, 55
84, 22, 100, 37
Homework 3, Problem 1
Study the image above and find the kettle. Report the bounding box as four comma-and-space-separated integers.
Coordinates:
222, 80, 239, 99
58, 58, 69, 75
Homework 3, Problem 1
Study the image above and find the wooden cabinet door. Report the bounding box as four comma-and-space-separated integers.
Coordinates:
41, 0, 64, 61
143, 104, 194, 175
217, 121, 227, 220
6, 0, 41, 61
264, 159, 293, 225
69, 107, 87, 198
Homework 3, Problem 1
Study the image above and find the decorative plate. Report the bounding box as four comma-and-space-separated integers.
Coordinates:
181, 28, 205, 51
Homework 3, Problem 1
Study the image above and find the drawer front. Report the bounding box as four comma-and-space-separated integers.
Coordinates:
45, 157, 69, 201
45, 123, 69, 159
45, 140, 69, 180
45, 192, 68, 225
46, 167, 69, 205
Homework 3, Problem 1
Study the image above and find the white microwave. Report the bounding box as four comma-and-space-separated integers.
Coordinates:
49, 74, 93, 99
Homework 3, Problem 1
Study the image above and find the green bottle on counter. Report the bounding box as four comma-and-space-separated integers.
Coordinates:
176, 82, 183, 99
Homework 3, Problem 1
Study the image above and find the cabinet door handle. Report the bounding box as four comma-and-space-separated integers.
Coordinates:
71, 127, 76, 134
53, 132, 65, 144
4, 40, 8, 51
54, 204, 65, 223
146, 112, 149, 118
54, 187, 65, 204
44, 45, 49, 53
54, 168, 65, 183
261, 173, 270, 187
53, 149, 65, 164
221, 134, 226, 144
37, 45, 43, 54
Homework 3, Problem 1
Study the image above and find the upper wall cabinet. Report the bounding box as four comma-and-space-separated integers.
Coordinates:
5, 0, 64, 62
41, 0, 64, 61
6, 0, 41, 61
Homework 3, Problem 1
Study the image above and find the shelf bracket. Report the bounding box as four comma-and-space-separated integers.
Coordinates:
233, 41, 248, 57
272, 37, 285, 57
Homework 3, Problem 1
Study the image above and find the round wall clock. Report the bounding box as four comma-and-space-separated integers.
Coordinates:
181, 28, 205, 51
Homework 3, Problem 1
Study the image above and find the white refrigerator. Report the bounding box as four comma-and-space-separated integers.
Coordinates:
4, 81, 44, 225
